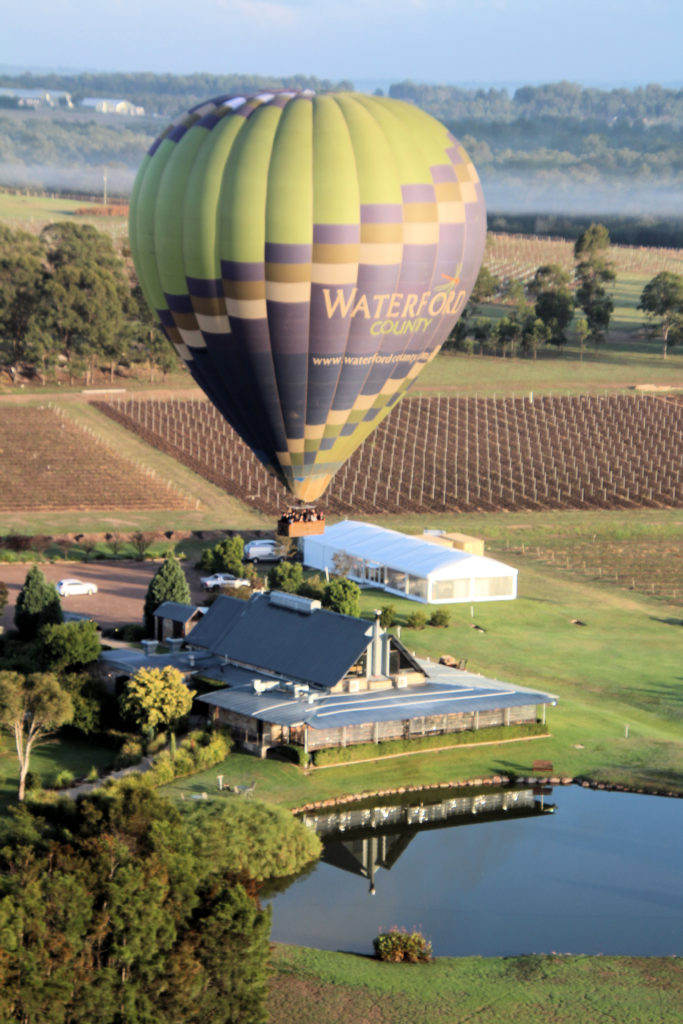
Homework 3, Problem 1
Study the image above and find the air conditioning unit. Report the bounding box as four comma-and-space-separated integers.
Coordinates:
395, 674, 408, 689
347, 679, 359, 693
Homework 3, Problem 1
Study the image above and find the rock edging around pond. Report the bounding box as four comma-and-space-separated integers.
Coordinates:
291, 774, 682, 814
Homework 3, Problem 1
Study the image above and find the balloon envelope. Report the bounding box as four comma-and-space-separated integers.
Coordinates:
129, 91, 486, 501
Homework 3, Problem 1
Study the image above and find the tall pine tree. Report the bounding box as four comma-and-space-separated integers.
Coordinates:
143, 555, 191, 636
14, 565, 62, 640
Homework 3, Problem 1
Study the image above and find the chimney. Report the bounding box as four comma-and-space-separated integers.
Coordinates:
371, 609, 383, 677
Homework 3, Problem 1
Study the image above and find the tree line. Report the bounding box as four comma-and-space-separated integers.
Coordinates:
0, 70, 354, 118
0, 222, 175, 385
389, 80, 683, 125
448, 223, 683, 359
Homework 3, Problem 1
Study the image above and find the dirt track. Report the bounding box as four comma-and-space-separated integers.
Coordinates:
0, 560, 208, 634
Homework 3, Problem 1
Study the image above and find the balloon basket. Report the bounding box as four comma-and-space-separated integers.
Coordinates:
277, 506, 325, 538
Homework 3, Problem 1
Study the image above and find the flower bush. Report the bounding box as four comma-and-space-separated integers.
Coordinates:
373, 927, 432, 963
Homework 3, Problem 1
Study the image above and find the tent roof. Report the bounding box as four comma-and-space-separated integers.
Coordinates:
304, 520, 517, 581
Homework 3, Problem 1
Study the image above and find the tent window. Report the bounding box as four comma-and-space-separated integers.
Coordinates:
432, 578, 471, 601
473, 576, 514, 598
406, 574, 428, 600
386, 567, 407, 592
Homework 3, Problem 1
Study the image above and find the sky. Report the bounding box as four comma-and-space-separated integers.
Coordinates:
3, 0, 683, 88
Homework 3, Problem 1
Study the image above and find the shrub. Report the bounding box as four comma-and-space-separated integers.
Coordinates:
297, 575, 325, 601
323, 577, 361, 616
169, 748, 195, 776
24, 770, 42, 792
270, 743, 307, 765
85, 766, 99, 783
268, 560, 303, 594
115, 739, 144, 769
311, 722, 548, 766
146, 731, 168, 755
428, 608, 451, 628
379, 604, 396, 629
148, 750, 176, 784
406, 610, 427, 630
374, 927, 432, 963
53, 769, 75, 789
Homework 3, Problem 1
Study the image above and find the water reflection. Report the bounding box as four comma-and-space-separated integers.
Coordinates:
300, 787, 554, 895
270, 786, 683, 956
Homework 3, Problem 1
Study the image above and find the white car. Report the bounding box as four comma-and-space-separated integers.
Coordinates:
243, 539, 287, 564
57, 578, 98, 597
200, 572, 251, 591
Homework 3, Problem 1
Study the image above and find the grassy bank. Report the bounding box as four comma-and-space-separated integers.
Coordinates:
268, 945, 683, 1024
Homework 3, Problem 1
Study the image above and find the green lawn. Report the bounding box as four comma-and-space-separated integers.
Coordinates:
268, 945, 683, 1024
159, 542, 683, 807
0, 736, 115, 811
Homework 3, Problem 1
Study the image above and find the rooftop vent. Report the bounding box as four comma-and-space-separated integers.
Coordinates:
268, 591, 321, 614
141, 639, 158, 656
165, 637, 184, 653
252, 678, 279, 695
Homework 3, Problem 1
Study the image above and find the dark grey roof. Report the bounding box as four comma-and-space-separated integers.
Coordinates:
153, 601, 203, 623
186, 592, 373, 689
196, 665, 557, 731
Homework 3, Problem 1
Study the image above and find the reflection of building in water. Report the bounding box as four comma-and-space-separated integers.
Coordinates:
301, 787, 554, 894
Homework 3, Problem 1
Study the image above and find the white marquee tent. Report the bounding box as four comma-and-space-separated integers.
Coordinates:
302, 520, 518, 604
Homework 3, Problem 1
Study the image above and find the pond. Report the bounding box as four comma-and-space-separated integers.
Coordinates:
268, 785, 683, 957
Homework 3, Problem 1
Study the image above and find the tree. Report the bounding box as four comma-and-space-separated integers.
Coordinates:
0, 671, 73, 800
39, 619, 101, 672
470, 265, 500, 303
0, 226, 48, 382
143, 554, 190, 634
0, 581, 7, 618
638, 272, 683, 358
323, 577, 361, 617
14, 565, 62, 640
0, 780, 305, 1023
528, 263, 572, 296
200, 534, 245, 576
38, 223, 134, 384
267, 560, 303, 594
120, 666, 195, 737
574, 223, 616, 348
494, 314, 522, 358
534, 288, 575, 346
519, 314, 551, 360
573, 222, 611, 260
130, 529, 157, 559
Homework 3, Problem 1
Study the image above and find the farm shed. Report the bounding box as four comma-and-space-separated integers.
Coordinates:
302, 520, 518, 604
153, 601, 206, 641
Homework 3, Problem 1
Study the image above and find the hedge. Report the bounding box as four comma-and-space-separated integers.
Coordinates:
311, 722, 548, 767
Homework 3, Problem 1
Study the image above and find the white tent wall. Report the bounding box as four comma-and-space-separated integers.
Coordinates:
302, 521, 518, 605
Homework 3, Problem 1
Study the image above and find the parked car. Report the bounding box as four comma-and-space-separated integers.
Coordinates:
243, 539, 287, 564
200, 572, 251, 592
57, 578, 98, 597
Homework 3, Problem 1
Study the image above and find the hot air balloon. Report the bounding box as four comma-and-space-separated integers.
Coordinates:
129, 90, 486, 521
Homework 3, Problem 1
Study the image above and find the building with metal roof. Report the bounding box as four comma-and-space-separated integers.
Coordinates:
302, 520, 518, 604
153, 600, 206, 641
97, 589, 556, 759
184, 590, 555, 758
